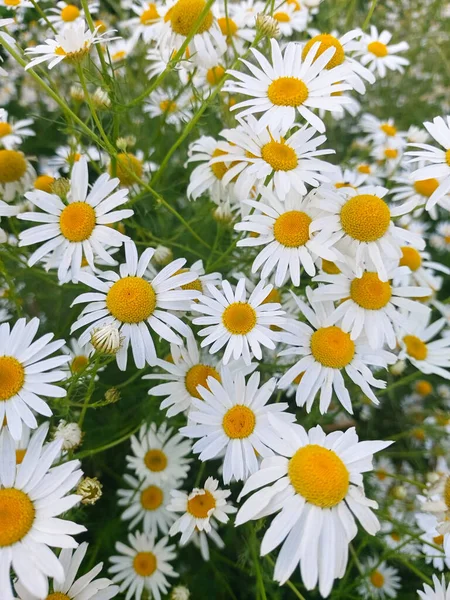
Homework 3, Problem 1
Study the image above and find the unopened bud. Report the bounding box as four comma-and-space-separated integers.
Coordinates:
153, 245, 173, 266
213, 203, 233, 224
70, 85, 85, 101
93, 87, 111, 109
53, 420, 83, 450
91, 324, 122, 355
390, 359, 406, 376
116, 135, 136, 151
391, 485, 407, 500
105, 387, 120, 404
77, 476, 103, 505
171, 586, 190, 600
51, 177, 71, 199
255, 13, 280, 39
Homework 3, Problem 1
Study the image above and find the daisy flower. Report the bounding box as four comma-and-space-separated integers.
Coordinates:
215, 10, 255, 54
416, 511, 450, 571
109, 532, 178, 600
390, 163, 447, 214
0, 149, 35, 202
0, 424, 85, 600
418, 575, 450, 600
63, 337, 94, 375
312, 262, 431, 349
0, 0, 32, 10
157, 0, 227, 68
191, 277, 285, 365
186, 135, 231, 203
395, 245, 449, 291
118, 473, 176, 536
46, 1, 99, 29
180, 368, 295, 483
0, 317, 69, 440
354, 26, 409, 78
406, 115, 450, 210
168, 476, 236, 543
324, 165, 368, 193
358, 557, 401, 599
406, 125, 429, 144
360, 114, 404, 145
277, 289, 396, 413
309, 184, 425, 282
430, 222, 450, 252
214, 116, 337, 201
224, 39, 351, 134
48, 143, 100, 173
271, 3, 309, 36
124, 1, 168, 44
144, 88, 193, 130
371, 139, 405, 172
126, 422, 192, 486
0, 109, 34, 150
235, 423, 392, 596
18, 157, 133, 283
70, 241, 197, 370
235, 188, 341, 286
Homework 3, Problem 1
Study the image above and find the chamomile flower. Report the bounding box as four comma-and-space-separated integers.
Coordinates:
144, 89, 193, 129
224, 39, 351, 134
46, 1, 98, 29
0, 317, 69, 440
324, 166, 368, 193
360, 114, 403, 145
186, 135, 231, 203
416, 511, 450, 570
371, 140, 405, 172
63, 337, 93, 375
191, 277, 285, 365
430, 222, 450, 251
109, 532, 178, 600
0, 149, 35, 202
236, 423, 392, 596
180, 368, 294, 483
358, 557, 401, 599
168, 476, 236, 543
277, 288, 396, 413
124, 1, 168, 43
126, 422, 192, 486
0, 424, 85, 600
18, 157, 133, 283
418, 575, 450, 600
355, 26, 409, 78
49, 142, 99, 173
390, 163, 447, 214
0, 109, 34, 150
235, 188, 341, 286
70, 241, 197, 370
0, 0, 32, 10
271, 3, 309, 36
215, 10, 255, 54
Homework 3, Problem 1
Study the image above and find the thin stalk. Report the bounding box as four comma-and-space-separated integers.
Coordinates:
30, 0, 57, 34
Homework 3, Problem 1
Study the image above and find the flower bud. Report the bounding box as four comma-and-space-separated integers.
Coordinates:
105, 387, 120, 404
51, 177, 71, 199
53, 420, 83, 450
255, 14, 280, 39
171, 586, 190, 600
91, 324, 122, 355
77, 476, 103, 505
93, 87, 111, 109
153, 245, 173, 266
70, 84, 85, 101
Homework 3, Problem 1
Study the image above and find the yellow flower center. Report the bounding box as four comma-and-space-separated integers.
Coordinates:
46, 594, 70, 600
0, 489, 35, 547
4, 0, 20, 6
335, 181, 355, 189
357, 164, 371, 174
403, 335, 427, 361
380, 123, 397, 137
34, 174, 55, 193
0, 356, 25, 401
340, 194, 391, 242
310, 326, 355, 368
273, 11, 290, 21
133, 551, 157, 576
288, 444, 349, 507
60, 4, 80, 22
107, 277, 156, 323
302, 33, 345, 69
187, 489, 216, 518
433, 534, 444, 546
59, 202, 96, 242
217, 16, 238, 40
350, 272, 392, 310
159, 99, 177, 113
267, 77, 308, 107
384, 148, 398, 160
368, 41, 388, 57
399, 246, 422, 271
273, 210, 311, 247
15, 449, 26, 465
211, 148, 228, 180
261, 140, 298, 171
140, 485, 164, 510
376, 469, 386, 480
71, 355, 88, 373
112, 50, 126, 61
222, 302, 257, 335
446, 149, 450, 167
206, 65, 225, 86
263, 288, 281, 304
413, 178, 439, 197
144, 449, 168, 472
415, 380, 432, 396
94, 19, 107, 33
222, 405, 256, 439
0, 149, 27, 184
370, 571, 385, 588
169, 0, 213, 36
0, 122, 12, 138
322, 259, 340, 274
185, 364, 221, 399
140, 3, 160, 24
390, 532, 401, 541
112, 153, 143, 187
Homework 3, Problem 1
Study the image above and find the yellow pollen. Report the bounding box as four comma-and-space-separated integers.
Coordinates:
288, 444, 349, 507
112, 50, 126, 61
399, 246, 422, 271
446, 149, 450, 167
222, 302, 256, 335
415, 380, 432, 396
174, 267, 203, 292
310, 326, 355, 368
46, 594, 70, 600
384, 148, 398, 160
206, 65, 225, 86
380, 123, 397, 136
112, 153, 143, 187
0, 489, 35, 547
140, 485, 164, 510
273, 210, 311, 247
211, 148, 228, 180
357, 164, 371, 174
140, 3, 160, 24
15, 449, 26, 465
267, 77, 308, 107
261, 140, 297, 171
59, 202, 96, 242
185, 364, 221, 399
263, 288, 281, 304
60, 4, 80, 22
368, 41, 388, 57
159, 99, 177, 113
370, 571, 385, 588
350, 272, 392, 310
34, 174, 55, 193
340, 194, 391, 242
273, 11, 290, 21
413, 178, 439, 197
376, 469, 387, 480
69, 152, 81, 163
390, 532, 401, 541
412, 427, 425, 441
0, 150, 27, 184
133, 551, 157, 576
434, 534, 444, 546
107, 277, 156, 323
322, 259, 341, 274
187, 489, 216, 518
403, 335, 427, 361
302, 34, 345, 69
0, 122, 12, 138
71, 355, 88, 373
144, 449, 168, 472
94, 19, 107, 33
222, 405, 256, 439
217, 16, 238, 40
4, 0, 20, 5
335, 181, 355, 189
169, 0, 213, 36
55, 46, 67, 56
0, 356, 25, 401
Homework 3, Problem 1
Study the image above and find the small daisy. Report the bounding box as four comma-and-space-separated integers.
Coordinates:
70, 241, 198, 370
235, 423, 392, 596
168, 476, 236, 543
277, 288, 396, 413
360, 114, 404, 145
215, 10, 255, 54
63, 337, 94, 375
126, 422, 192, 486
180, 368, 295, 483
46, 1, 98, 29
324, 165, 368, 193
18, 157, 133, 283
355, 26, 409, 78
430, 222, 450, 252
358, 557, 401, 599
191, 277, 285, 365
0, 0, 32, 10
416, 511, 450, 571
49, 142, 100, 173
186, 135, 231, 203
124, 1, 168, 44
118, 473, 176, 536
418, 575, 450, 600
109, 532, 178, 600
144, 88, 193, 130
0, 424, 85, 600
0, 317, 69, 440
370, 456, 395, 493
406, 125, 429, 144
390, 163, 447, 214
371, 139, 405, 172
0, 149, 35, 202
395, 245, 449, 291
0, 109, 34, 150
271, 3, 309, 36
235, 188, 341, 286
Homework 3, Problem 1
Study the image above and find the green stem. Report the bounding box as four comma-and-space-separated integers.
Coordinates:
72, 421, 142, 460
362, 0, 378, 30
80, 0, 111, 81
78, 356, 101, 428
31, 0, 57, 34
378, 371, 421, 395
250, 527, 267, 600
